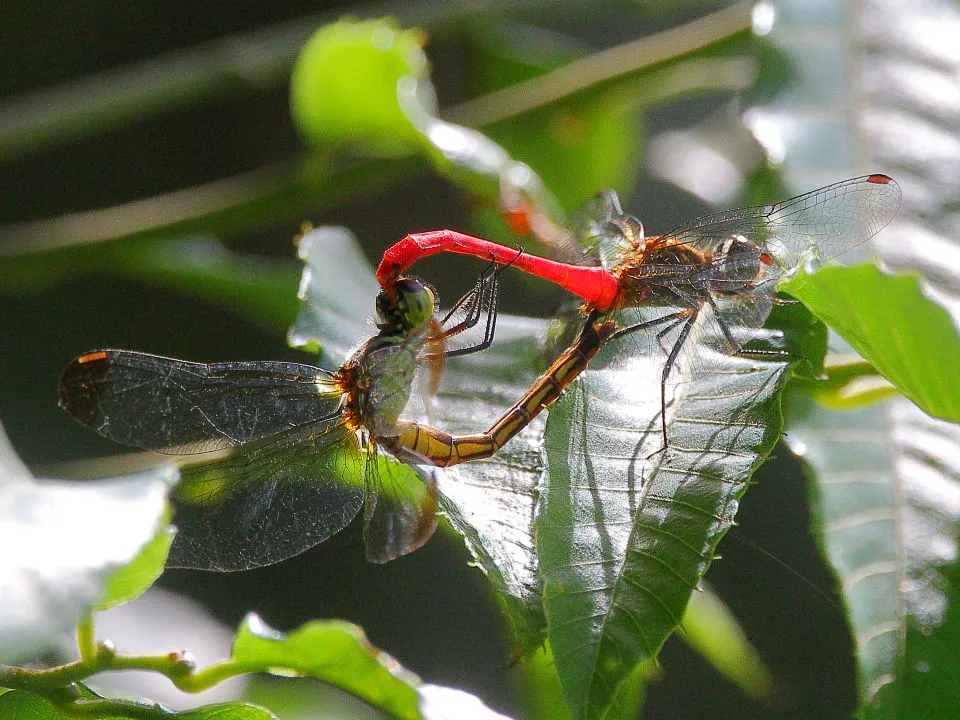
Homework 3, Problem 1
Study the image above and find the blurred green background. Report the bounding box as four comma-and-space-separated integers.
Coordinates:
0, 1, 888, 717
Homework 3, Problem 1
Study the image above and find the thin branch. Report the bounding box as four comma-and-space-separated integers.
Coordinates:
76, 615, 97, 665
0, 0, 519, 162
0, 2, 753, 258
443, 0, 753, 127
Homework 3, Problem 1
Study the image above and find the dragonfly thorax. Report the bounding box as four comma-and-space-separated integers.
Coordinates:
614, 240, 705, 306
339, 331, 422, 440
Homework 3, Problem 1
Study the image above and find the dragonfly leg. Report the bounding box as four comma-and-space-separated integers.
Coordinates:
655, 313, 697, 451
607, 307, 699, 451
704, 293, 740, 352
437, 260, 497, 335
432, 251, 519, 359
444, 273, 498, 357
422, 260, 507, 399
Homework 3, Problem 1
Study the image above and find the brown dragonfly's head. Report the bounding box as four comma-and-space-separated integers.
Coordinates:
375, 277, 436, 333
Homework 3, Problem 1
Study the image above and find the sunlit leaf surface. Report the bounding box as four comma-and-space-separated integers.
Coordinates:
288, 225, 382, 364
782, 265, 960, 424
0, 425, 174, 663
539, 320, 794, 719
761, 0, 960, 716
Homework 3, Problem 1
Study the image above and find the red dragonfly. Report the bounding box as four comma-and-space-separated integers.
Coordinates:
376, 174, 901, 447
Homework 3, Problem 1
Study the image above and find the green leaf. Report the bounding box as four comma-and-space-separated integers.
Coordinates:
290, 20, 571, 243
0, 686, 276, 719
813, 358, 899, 410
232, 615, 515, 719
231, 615, 421, 719
680, 585, 778, 703
781, 265, 960, 423
514, 645, 571, 720
96, 524, 175, 611
174, 705, 276, 720
538, 316, 801, 719
787, 394, 960, 720
290, 19, 428, 154
287, 225, 382, 365
0, 424, 176, 663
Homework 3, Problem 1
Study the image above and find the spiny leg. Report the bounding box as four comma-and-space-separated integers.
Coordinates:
608, 306, 699, 451
432, 248, 521, 359
437, 262, 495, 338
705, 293, 740, 352
654, 311, 698, 451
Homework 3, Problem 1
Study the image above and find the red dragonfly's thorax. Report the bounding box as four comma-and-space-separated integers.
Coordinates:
613, 238, 707, 306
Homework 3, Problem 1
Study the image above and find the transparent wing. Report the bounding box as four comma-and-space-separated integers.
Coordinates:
656, 174, 902, 271
168, 418, 365, 570
59, 350, 340, 455
351, 333, 440, 562
569, 189, 644, 269
614, 175, 900, 356
362, 449, 438, 564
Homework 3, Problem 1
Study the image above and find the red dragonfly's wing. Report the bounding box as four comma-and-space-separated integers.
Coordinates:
654, 174, 901, 272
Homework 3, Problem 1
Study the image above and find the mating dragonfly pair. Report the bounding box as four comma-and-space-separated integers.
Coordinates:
60, 174, 901, 570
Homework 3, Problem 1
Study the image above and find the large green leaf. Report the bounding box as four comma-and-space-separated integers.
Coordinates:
231, 615, 420, 719
781, 265, 960, 424
537, 314, 804, 719
788, 395, 960, 720
0, 424, 175, 663
762, 0, 960, 715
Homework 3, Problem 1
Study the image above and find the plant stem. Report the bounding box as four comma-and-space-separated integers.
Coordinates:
76, 614, 97, 664
1, 652, 247, 695
444, 0, 753, 127
0, 0, 519, 162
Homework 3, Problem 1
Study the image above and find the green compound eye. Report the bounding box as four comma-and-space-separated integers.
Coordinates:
375, 278, 436, 331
